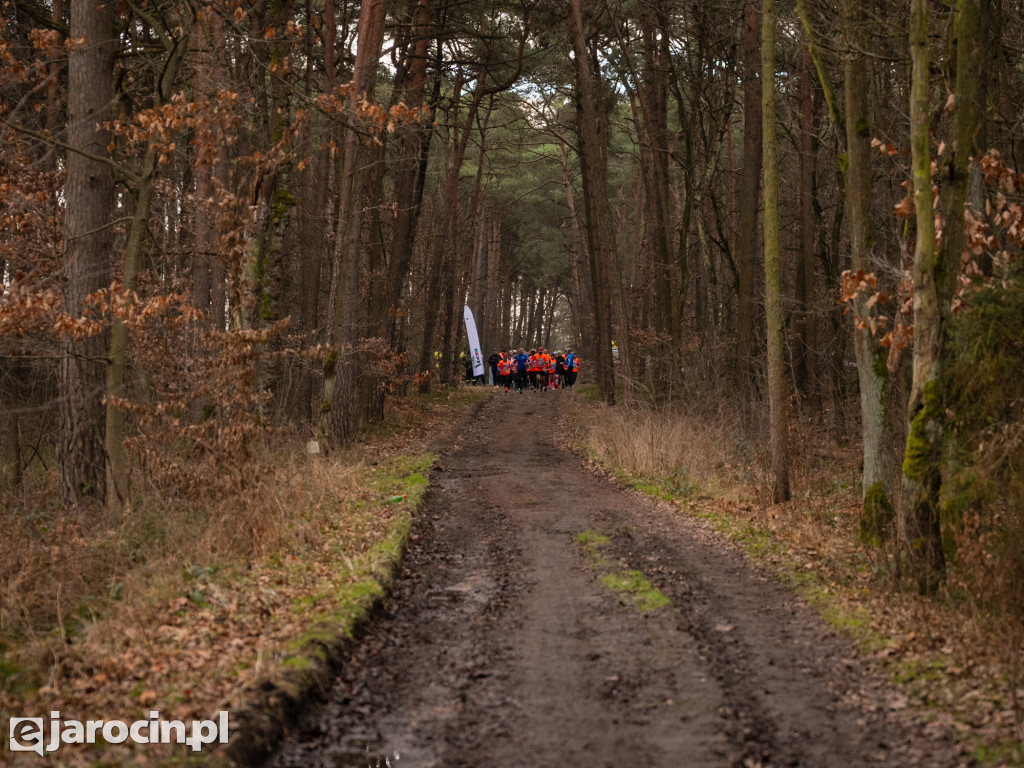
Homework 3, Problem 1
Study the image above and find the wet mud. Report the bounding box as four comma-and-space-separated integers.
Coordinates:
266, 390, 964, 768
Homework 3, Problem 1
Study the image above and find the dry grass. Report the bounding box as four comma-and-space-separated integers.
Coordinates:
583, 399, 751, 495
0, 386, 488, 766
0, 440, 336, 650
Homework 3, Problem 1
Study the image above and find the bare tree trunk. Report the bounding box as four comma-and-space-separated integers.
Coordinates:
842, 1, 898, 528
419, 64, 488, 387
518, 284, 527, 348
288, 0, 325, 423
795, 44, 817, 398
902, 0, 984, 591
568, 0, 617, 404
380, 0, 434, 352
559, 142, 596, 362
902, 0, 944, 589
524, 288, 540, 347
498, 259, 509, 346
544, 291, 556, 349
672, 98, 698, 342
485, 218, 501, 351
762, 0, 790, 502
419, 183, 448, 378
636, 0, 674, 378
736, 0, 762, 393
60, 0, 116, 508
471, 203, 489, 346
328, 0, 386, 445
42, 0, 64, 173
700, 193, 718, 330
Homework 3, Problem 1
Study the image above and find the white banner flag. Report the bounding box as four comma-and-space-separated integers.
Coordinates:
463, 305, 485, 376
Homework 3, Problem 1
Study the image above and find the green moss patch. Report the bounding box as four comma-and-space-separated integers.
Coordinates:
576, 529, 611, 563
600, 570, 671, 612
576, 529, 670, 613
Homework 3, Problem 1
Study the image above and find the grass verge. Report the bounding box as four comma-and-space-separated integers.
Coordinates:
569, 397, 1024, 767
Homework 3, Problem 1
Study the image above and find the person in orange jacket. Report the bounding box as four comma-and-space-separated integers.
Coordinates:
537, 347, 552, 392
497, 353, 512, 391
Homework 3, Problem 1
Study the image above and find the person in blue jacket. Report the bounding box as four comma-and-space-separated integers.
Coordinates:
564, 349, 577, 388
513, 347, 530, 394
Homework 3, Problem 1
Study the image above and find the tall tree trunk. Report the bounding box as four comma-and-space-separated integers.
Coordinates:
513, 279, 525, 343
471, 202, 489, 346
418, 188, 448, 378
762, 0, 791, 502
289, 0, 325, 423
328, 0, 386, 445
568, 0, 616, 405
635, 0, 674, 368
418, 65, 487, 387
736, 0, 762, 393
902, 0, 943, 589
842, 1, 898, 530
795, 44, 817, 398
42, 0, 64, 173
485, 217, 501, 352
672, 98, 698, 342
565, 142, 598, 360
902, 0, 984, 591
60, 0, 116, 508
382, 0, 434, 351
204, 12, 229, 335
700, 193, 718, 329
544, 290, 557, 349
559, 142, 596, 362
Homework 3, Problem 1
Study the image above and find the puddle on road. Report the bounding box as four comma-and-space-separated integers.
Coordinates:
325, 735, 402, 767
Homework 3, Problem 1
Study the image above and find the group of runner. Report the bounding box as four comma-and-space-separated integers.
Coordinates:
490, 347, 579, 393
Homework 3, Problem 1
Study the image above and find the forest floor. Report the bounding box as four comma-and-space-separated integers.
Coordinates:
0, 389, 488, 768
267, 389, 971, 768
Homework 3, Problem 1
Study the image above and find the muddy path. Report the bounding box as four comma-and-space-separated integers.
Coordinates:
266, 390, 963, 768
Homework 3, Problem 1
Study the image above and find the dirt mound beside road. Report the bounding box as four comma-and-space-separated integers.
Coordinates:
268, 391, 963, 768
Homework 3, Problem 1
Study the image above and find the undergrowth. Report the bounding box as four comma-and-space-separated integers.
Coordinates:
0, 386, 486, 766
573, 395, 1024, 767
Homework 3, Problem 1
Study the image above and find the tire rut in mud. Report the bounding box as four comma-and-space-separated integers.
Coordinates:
266, 390, 963, 768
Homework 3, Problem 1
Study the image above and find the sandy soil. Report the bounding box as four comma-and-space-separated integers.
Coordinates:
266, 389, 965, 768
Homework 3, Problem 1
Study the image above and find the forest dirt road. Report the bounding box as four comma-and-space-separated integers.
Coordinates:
267, 390, 962, 768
